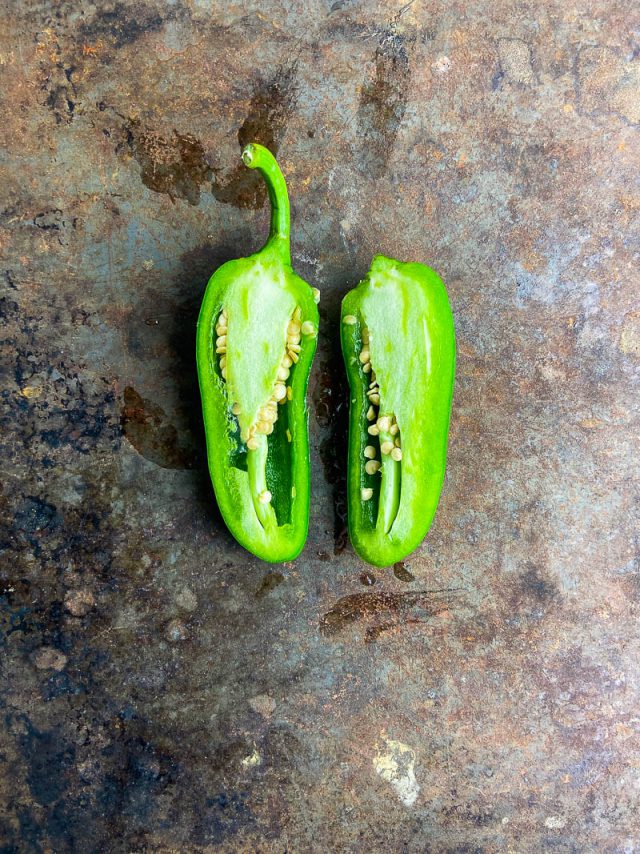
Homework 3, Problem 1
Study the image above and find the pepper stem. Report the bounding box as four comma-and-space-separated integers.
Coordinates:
242, 143, 291, 265
376, 428, 401, 534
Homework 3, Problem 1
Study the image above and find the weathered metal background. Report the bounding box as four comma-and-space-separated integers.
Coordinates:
1, 1, 639, 851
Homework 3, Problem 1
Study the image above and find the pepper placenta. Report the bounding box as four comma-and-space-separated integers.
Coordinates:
196, 143, 319, 562
341, 255, 455, 567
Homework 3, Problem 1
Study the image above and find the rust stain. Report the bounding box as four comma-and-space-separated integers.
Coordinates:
82, 41, 105, 57
128, 123, 212, 205
320, 589, 457, 642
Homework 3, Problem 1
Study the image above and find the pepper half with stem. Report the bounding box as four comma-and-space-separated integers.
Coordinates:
341, 255, 455, 567
196, 143, 319, 562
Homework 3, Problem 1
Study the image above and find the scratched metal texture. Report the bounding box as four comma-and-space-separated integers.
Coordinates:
1, 1, 639, 851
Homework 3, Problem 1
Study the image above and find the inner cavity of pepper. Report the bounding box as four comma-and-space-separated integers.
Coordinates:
215, 305, 309, 529
347, 318, 403, 534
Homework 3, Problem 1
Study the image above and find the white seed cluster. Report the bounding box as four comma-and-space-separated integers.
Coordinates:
358, 324, 402, 500
215, 307, 229, 377
215, 306, 310, 459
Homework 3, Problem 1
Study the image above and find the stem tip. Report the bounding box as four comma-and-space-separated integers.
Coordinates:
241, 145, 254, 167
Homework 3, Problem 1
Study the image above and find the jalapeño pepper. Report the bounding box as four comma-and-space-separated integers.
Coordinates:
196, 144, 319, 562
341, 255, 455, 567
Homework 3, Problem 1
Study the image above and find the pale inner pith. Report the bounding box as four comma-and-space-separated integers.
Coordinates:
358, 324, 403, 534
215, 305, 305, 527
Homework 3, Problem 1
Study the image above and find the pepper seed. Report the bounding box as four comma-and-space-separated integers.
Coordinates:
343, 315, 357, 325
361, 487, 373, 500
391, 447, 403, 461
380, 440, 394, 455
364, 445, 377, 459
365, 460, 381, 475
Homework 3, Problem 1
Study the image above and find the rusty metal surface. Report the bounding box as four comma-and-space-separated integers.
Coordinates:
1, 1, 639, 851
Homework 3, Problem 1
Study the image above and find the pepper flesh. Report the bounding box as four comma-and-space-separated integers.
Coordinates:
196, 143, 319, 562
341, 255, 455, 567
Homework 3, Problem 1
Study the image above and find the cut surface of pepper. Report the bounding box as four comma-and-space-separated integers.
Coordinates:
196, 143, 319, 562
341, 255, 455, 567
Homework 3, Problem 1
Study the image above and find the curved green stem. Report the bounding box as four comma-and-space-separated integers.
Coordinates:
242, 143, 291, 264
376, 428, 401, 534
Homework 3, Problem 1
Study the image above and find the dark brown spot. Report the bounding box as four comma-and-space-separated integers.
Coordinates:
320, 589, 457, 641
615, 556, 640, 601
211, 64, 298, 209
41, 57, 77, 126
519, 563, 557, 603
121, 386, 197, 469
357, 31, 412, 178
256, 571, 284, 598
128, 123, 212, 205
34, 209, 64, 231
79, 2, 165, 50
359, 571, 376, 586
393, 562, 415, 582
365, 619, 397, 642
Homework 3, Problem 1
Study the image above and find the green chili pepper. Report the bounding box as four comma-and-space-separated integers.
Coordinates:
341, 255, 455, 567
196, 143, 319, 562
